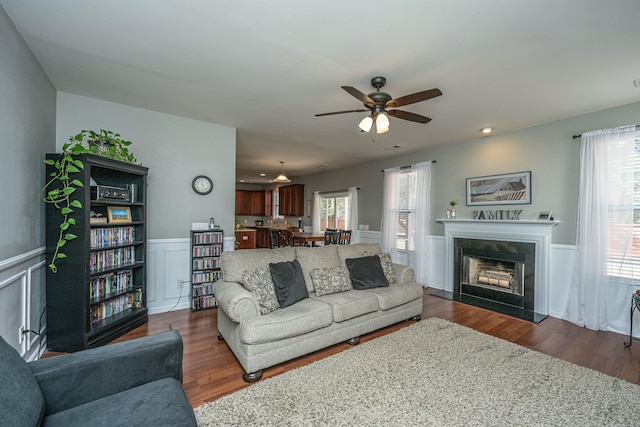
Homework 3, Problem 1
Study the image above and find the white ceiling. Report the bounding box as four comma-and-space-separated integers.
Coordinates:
3, 0, 640, 183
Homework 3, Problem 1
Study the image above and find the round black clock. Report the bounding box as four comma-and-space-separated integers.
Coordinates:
192, 175, 213, 195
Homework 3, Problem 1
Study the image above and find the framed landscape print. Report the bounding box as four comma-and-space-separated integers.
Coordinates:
107, 206, 132, 223
466, 171, 531, 206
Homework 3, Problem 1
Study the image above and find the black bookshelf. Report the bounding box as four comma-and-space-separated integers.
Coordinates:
190, 229, 223, 311
45, 154, 148, 351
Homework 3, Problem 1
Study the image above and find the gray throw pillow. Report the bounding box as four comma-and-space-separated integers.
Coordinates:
364, 251, 397, 284
242, 266, 280, 315
310, 265, 352, 296
269, 259, 308, 308
345, 255, 390, 290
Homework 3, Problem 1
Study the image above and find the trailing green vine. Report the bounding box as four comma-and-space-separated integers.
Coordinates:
42, 129, 139, 272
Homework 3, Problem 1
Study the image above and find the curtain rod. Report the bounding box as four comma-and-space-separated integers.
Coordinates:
380, 160, 436, 172
318, 187, 360, 195
572, 125, 639, 139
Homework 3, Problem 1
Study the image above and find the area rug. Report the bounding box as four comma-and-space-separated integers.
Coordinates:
195, 318, 640, 426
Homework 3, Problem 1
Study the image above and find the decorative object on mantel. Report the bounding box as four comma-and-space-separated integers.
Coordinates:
466, 171, 531, 206
446, 198, 459, 219
472, 210, 523, 220
41, 129, 139, 272
537, 211, 553, 220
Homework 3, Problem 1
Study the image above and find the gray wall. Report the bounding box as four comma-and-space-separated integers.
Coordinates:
299, 101, 640, 245
0, 5, 56, 260
0, 5, 55, 358
56, 93, 237, 238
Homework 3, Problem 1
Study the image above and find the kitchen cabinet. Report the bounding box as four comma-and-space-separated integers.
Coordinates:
255, 227, 271, 248
264, 190, 273, 217
235, 229, 256, 249
235, 190, 265, 216
278, 184, 304, 217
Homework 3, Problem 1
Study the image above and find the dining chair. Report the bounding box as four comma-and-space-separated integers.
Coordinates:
338, 229, 352, 245
324, 230, 340, 245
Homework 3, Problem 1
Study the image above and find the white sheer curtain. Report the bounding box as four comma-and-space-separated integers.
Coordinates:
347, 186, 358, 243
565, 125, 637, 332
408, 161, 432, 286
311, 191, 321, 234
381, 167, 401, 261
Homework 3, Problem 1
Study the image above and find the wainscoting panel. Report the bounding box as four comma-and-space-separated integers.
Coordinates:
0, 248, 46, 361
146, 239, 191, 314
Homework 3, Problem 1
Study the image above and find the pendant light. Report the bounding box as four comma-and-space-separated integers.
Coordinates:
272, 161, 291, 183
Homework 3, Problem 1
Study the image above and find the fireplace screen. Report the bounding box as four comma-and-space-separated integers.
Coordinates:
462, 255, 524, 296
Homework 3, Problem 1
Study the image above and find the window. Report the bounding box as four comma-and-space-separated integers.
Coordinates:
273, 190, 283, 219
607, 136, 640, 282
396, 171, 416, 250
319, 192, 349, 231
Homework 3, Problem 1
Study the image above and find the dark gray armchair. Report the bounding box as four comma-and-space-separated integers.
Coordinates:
0, 330, 197, 426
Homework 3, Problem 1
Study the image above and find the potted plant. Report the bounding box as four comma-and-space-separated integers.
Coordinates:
41, 129, 139, 272
447, 198, 459, 219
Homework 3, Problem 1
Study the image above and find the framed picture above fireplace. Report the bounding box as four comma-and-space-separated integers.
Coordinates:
466, 171, 531, 206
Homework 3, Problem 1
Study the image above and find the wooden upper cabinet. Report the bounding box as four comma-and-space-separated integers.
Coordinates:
278, 184, 304, 217
250, 191, 265, 216
264, 190, 273, 217
235, 190, 250, 215
235, 190, 267, 216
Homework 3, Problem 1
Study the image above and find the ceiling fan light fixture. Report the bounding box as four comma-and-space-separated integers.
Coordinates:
376, 112, 390, 133
359, 115, 373, 132
272, 161, 291, 183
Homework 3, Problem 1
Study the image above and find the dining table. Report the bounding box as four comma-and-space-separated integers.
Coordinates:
293, 232, 325, 247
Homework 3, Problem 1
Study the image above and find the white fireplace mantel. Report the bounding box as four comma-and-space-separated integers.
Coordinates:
438, 219, 560, 316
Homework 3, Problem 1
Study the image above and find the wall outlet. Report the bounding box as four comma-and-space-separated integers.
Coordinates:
177, 280, 185, 289
364, 225, 369, 230
358, 224, 365, 230
19, 325, 24, 344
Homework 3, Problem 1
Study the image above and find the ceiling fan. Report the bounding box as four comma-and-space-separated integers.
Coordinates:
315, 76, 442, 134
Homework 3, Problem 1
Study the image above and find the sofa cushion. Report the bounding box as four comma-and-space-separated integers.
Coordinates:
239, 298, 333, 344
0, 335, 45, 426
242, 266, 280, 315
346, 255, 390, 290
361, 282, 424, 310
337, 243, 382, 266
364, 251, 397, 284
41, 377, 196, 427
295, 245, 341, 292
270, 259, 308, 308
222, 247, 296, 284
311, 290, 379, 322
310, 266, 352, 296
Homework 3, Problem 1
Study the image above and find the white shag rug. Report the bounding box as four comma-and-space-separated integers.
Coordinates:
195, 318, 640, 426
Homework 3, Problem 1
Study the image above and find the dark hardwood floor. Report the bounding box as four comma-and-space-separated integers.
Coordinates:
110, 288, 640, 408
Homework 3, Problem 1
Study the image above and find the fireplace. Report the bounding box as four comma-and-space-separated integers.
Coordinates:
453, 238, 536, 319
437, 219, 558, 322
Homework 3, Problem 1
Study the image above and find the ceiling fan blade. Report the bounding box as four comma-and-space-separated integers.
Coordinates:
341, 86, 376, 108
386, 88, 442, 108
387, 109, 432, 124
315, 109, 368, 117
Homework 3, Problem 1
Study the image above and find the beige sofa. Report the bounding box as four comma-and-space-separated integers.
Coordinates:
213, 243, 424, 382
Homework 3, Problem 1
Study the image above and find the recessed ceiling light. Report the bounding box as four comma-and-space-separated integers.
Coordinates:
239, 179, 245, 183
259, 173, 266, 177
481, 127, 493, 134
318, 164, 328, 169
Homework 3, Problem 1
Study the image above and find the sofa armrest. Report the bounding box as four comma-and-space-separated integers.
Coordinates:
393, 263, 415, 283
213, 280, 260, 322
29, 330, 183, 415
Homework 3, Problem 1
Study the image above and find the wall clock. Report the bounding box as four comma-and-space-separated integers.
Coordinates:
192, 175, 213, 195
